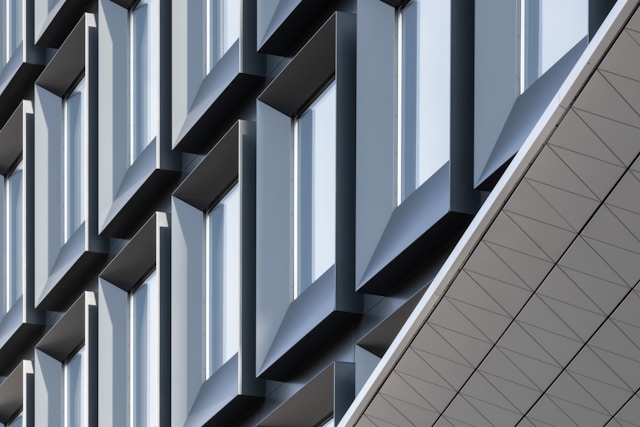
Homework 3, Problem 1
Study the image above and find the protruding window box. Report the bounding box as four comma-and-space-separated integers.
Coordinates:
473, 0, 608, 190
97, 0, 180, 238
355, 0, 479, 295
34, 292, 97, 427
172, 121, 262, 426
33, 15, 107, 311
172, 0, 264, 153
0, 103, 44, 371
0, 0, 45, 127
0, 361, 34, 426
34, 0, 87, 47
256, 13, 361, 380
98, 213, 170, 426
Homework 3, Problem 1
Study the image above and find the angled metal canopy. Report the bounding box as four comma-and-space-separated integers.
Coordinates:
341, 0, 640, 425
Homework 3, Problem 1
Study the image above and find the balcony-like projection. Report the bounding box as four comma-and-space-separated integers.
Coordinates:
172, 121, 262, 426
0, 102, 44, 372
355, 0, 477, 295
256, 12, 361, 380
474, 0, 607, 190
98, 213, 170, 426
34, 15, 107, 310
98, 0, 180, 238
341, 1, 640, 424
172, 0, 264, 153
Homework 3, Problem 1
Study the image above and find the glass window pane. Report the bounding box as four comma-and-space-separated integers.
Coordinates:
7, 0, 22, 60
399, 0, 450, 203
64, 347, 85, 427
206, 184, 240, 375
131, 270, 158, 427
131, 0, 157, 163
206, 0, 240, 72
6, 159, 23, 310
297, 80, 336, 295
523, 0, 588, 89
64, 78, 86, 241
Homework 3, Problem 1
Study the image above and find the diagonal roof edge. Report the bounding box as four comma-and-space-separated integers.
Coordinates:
338, 1, 640, 425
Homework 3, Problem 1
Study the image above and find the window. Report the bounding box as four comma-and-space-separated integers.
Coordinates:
3, 0, 22, 65
204, 0, 240, 73
63, 346, 85, 427
63, 77, 86, 243
130, 0, 158, 164
396, 0, 450, 204
205, 183, 240, 377
520, 0, 588, 92
130, 269, 159, 427
5, 159, 22, 312
293, 80, 336, 298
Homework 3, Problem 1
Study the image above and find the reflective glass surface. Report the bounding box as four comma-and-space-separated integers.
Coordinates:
6, 159, 23, 311
64, 347, 85, 427
206, 183, 240, 376
523, 0, 588, 90
6, 0, 22, 63
64, 78, 86, 241
399, 0, 450, 204
206, 0, 240, 72
131, 0, 157, 164
131, 270, 159, 427
296, 80, 336, 296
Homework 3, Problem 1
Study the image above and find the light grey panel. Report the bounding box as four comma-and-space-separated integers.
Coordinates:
355, 346, 380, 395
255, 101, 292, 374
98, 0, 129, 233
355, 0, 395, 287
34, 349, 61, 427
97, 279, 127, 427
171, 197, 205, 427
474, 0, 519, 184
33, 85, 63, 301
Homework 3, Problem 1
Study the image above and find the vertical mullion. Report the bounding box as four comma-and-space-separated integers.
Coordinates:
395, 6, 403, 207
292, 119, 299, 299
63, 97, 68, 242
204, 210, 211, 378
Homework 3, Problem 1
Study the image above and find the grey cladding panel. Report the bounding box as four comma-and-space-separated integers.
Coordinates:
355, 0, 396, 288
171, 197, 205, 427
255, 101, 293, 374
97, 280, 128, 427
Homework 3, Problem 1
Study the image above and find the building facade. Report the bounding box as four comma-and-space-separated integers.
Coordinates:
0, 0, 637, 426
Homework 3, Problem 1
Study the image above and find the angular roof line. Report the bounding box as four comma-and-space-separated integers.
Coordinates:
339, 0, 640, 425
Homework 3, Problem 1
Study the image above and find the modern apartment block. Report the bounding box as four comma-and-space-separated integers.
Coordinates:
0, 0, 638, 426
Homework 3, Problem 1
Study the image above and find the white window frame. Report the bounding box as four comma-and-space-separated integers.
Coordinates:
128, 269, 159, 427
62, 76, 87, 243
5, 158, 23, 314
